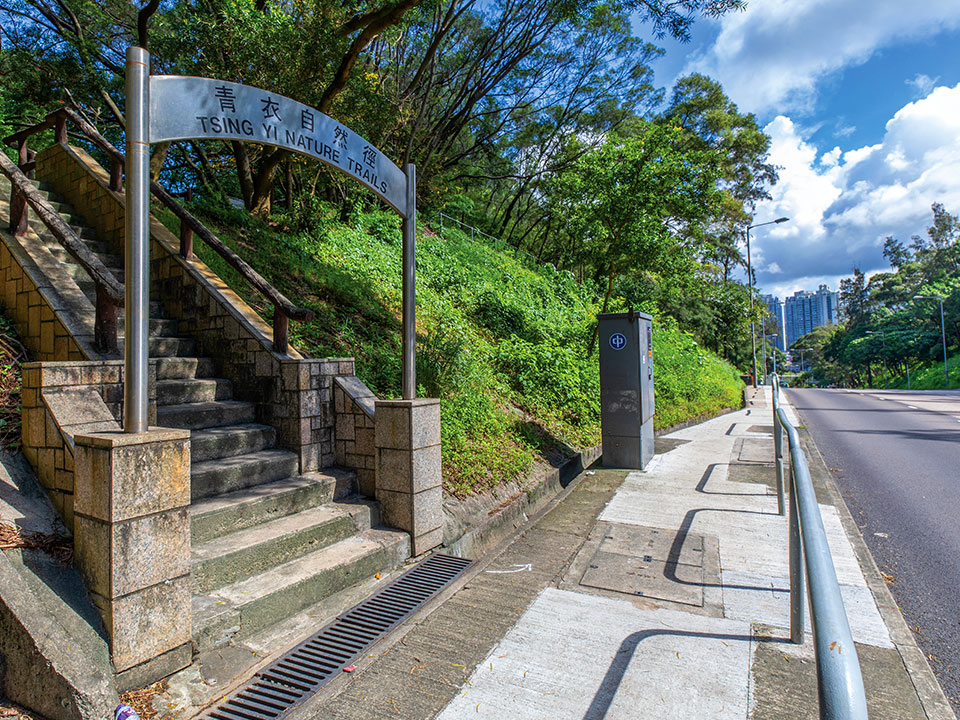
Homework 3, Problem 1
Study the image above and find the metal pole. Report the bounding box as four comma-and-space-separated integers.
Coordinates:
771, 382, 803, 637
761, 334, 767, 384
747, 227, 757, 387
773, 378, 785, 516
124, 46, 151, 433
906, 358, 911, 390
881, 333, 887, 389
940, 299, 948, 388
401, 163, 417, 400
783, 412, 869, 717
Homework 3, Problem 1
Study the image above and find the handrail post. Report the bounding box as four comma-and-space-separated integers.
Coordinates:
273, 308, 288, 354
180, 188, 194, 260
772, 376, 804, 643
94, 284, 119, 353
789, 459, 805, 644
110, 158, 123, 192
54, 113, 67, 145
773, 379, 785, 515
10, 140, 29, 235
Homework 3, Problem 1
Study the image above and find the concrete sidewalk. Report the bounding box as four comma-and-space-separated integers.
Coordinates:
291, 387, 954, 719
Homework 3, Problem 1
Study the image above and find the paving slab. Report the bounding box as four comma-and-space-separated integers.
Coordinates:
261, 389, 952, 720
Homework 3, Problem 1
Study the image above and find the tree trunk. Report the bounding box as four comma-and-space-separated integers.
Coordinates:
149, 141, 171, 182
587, 265, 617, 355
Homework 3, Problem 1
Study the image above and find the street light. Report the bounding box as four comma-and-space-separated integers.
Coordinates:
796, 347, 813, 373
865, 331, 887, 389
913, 295, 949, 387
767, 334, 779, 377
746, 216, 789, 387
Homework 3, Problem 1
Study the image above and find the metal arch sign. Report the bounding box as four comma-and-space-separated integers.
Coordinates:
122, 46, 418, 434
149, 76, 409, 217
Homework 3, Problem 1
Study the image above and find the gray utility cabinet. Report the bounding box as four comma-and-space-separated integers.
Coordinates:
598, 311, 655, 469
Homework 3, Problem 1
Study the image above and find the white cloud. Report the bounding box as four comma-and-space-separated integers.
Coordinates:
834, 124, 857, 138
685, 0, 960, 114
906, 73, 940, 97
754, 84, 960, 296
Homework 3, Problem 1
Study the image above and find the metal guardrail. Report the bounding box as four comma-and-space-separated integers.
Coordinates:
770, 376, 869, 719
436, 211, 540, 265
4, 107, 314, 353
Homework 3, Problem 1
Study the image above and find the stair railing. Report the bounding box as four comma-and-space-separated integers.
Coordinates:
771, 376, 869, 719
3, 108, 313, 353
0, 148, 123, 353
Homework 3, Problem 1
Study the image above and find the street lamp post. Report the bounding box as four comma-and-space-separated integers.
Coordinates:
865, 331, 887, 389
913, 295, 949, 387
746, 217, 789, 387
768, 334, 779, 377
797, 347, 813, 373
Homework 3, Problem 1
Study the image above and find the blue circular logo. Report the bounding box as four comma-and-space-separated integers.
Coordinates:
609, 332, 627, 350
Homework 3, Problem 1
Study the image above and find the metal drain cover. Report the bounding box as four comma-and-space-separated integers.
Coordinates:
579, 525, 706, 606
205, 553, 473, 720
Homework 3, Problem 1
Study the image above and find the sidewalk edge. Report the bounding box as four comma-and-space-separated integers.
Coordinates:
794, 416, 956, 720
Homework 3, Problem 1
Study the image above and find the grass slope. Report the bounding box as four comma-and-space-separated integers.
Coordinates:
885, 354, 960, 390
158, 201, 743, 496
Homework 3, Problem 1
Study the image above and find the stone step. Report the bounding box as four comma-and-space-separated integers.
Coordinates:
155, 357, 216, 380
148, 336, 197, 357
191, 501, 375, 594
117, 317, 179, 337
26, 217, 97, 242
189, 423, 277, 463
156, 377, 233, 406
192, 528, 409, 652
157, 399, 255, 430
190, 448, 299, 500
190, 472, 342, 545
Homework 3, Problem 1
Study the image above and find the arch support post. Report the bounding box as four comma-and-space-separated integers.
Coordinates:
124, 45, 151, 433
401, 164, 416, 400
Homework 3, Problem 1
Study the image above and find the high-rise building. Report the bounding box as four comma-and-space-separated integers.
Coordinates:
783, 284, 839, 348
762, 294, 786, 352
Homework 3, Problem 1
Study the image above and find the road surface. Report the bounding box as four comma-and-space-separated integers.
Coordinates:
789, 387, 960, 712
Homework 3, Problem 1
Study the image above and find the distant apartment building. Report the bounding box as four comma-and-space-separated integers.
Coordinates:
762, 294, 786, 352
783, 284, 839, 348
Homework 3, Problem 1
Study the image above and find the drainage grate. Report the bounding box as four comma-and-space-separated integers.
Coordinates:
206, 553, 473, 720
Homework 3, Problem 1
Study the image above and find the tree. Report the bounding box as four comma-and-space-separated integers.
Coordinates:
546, 124, 722, 352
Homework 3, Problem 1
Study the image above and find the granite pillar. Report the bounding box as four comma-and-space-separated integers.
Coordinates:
374, 399, 442, 555
72, 427, 192, 687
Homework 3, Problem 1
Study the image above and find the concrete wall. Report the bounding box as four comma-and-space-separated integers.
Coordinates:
20, 361, 158, 534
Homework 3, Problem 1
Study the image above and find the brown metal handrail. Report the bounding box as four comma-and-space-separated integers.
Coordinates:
0, 149, 122, 353
4, 107, 314, 353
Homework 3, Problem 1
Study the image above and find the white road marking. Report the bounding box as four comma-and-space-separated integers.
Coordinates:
486, 564, 532, 574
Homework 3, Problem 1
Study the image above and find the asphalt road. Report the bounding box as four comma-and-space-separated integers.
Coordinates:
789, 387, 960, 712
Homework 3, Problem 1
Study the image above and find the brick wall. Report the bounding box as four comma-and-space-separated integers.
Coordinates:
0, 229, 93, 362
35, 144, 352, 473
333, 376, 377, 496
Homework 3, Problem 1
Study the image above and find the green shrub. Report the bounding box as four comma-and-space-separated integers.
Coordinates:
181, 203, 742, 497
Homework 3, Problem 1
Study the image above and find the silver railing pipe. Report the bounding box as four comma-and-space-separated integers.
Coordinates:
771, 377, 868, 719
401, 163, 416, 400
124, 45, 151, 433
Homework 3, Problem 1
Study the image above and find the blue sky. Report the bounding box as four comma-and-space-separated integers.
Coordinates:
640, 0, 960, 299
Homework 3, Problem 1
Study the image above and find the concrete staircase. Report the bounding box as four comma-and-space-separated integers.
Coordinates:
0, 177, 408, 652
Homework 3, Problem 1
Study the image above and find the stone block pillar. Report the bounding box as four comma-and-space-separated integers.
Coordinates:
72, 428, 192, 689
374, 399, 442, 555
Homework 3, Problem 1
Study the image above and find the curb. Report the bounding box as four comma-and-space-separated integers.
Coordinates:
792, 403, 956, 719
